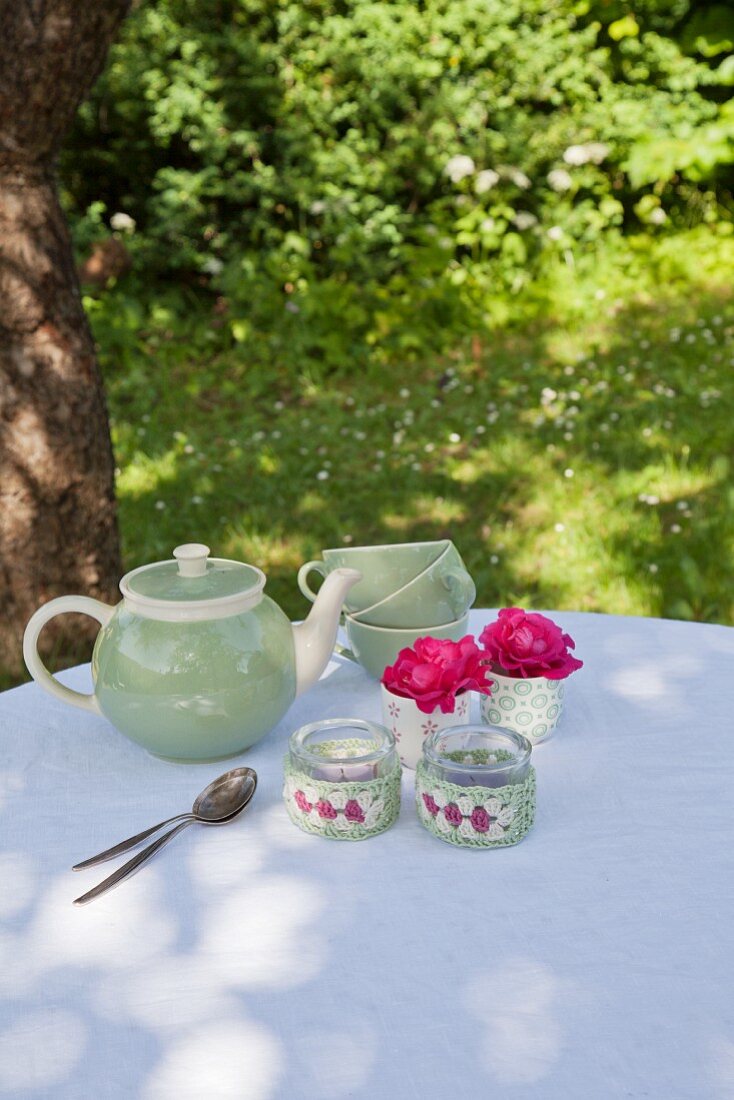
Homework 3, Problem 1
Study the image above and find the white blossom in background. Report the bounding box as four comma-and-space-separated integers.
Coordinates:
586, 142, 609, 163
649, 207, 667, 225
202, 257, 223, 275
475, 168, 500, 194
504, 167, 531, 189
547, 225, 563, 241
564, 146, 586, 165
110, 212, 135, 232
480, 218, 496, 233
547, 168, 572, 192
445, 155, 476, 183
563, 142, 608, 166
513, 211, 538, 230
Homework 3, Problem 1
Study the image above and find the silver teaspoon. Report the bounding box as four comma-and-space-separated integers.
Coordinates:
72, 768, 257, 906
73, 767, 258, 871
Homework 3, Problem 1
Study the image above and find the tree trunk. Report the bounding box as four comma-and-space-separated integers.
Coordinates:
0, 1, 130, 679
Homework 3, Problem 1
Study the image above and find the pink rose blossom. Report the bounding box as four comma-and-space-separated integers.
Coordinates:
470, 806, 491, 832
294, 790, 312, 813
444, 803, 462, 827
479, 607, 583, 680
382, 635, 493, 714
316, 799, 337, 820
344, 799, 365, 823
422, 793, 440, 816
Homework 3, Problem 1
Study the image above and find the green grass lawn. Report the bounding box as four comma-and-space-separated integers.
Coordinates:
106, 230, 734, 629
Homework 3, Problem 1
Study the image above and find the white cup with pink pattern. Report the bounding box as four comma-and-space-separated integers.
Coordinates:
381, 684, 470, 770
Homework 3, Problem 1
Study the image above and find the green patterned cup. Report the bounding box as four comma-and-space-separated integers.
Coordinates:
480, 670, 566, 744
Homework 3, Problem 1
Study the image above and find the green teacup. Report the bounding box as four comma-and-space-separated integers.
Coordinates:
298, 541, 448, 613
342, 613, 471, 680
351, 542, 475, 628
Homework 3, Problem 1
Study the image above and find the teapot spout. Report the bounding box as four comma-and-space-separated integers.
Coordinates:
292, 567, 361, 694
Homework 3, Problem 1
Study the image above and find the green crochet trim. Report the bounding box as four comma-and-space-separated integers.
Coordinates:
283, 740, 401, 840
442, 748, 514, 765
415, 758, 535, 848
307, 738, 380, 759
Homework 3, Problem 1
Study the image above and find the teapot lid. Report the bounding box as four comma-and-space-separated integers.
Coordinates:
119, 544, 266, 621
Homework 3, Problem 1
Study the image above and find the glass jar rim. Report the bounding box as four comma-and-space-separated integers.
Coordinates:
290, 718, 395, 767
422, 724, 532, 774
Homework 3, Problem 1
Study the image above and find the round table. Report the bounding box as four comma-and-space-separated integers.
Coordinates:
0, 610, 732, 1099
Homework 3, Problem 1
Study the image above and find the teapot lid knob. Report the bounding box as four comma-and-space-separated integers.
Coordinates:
173, 543, 210, 578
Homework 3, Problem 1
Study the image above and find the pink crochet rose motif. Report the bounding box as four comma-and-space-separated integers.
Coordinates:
422, 793, 440, 816
344, 799, 365, 824
470, 806, 490, 833
382, 635, 493, 714
294, 790, 312, 814
479, 607, 583, 680
316, 799, 337, 820
444, 803, 462, 827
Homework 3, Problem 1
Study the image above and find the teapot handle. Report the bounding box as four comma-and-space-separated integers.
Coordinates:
23, 596, 116, 714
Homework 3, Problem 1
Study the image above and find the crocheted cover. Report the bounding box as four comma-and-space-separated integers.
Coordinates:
415, 754, 535, 848
283, 740, 401, 840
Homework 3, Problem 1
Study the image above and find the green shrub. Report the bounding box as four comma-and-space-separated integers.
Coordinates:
62, 0, 733, 370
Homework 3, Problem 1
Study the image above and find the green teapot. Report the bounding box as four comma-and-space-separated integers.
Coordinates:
23, 544, 361, 762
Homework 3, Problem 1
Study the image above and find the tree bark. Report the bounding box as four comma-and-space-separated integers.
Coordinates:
0, 1, 130, 679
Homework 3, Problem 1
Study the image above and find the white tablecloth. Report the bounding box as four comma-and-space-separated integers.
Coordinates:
1, 610, 733, 1099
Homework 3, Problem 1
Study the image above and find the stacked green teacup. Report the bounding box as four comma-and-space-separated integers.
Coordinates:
298, 540, 476, 678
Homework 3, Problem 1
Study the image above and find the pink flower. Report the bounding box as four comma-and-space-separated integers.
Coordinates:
444, 803, 462, 827
344, 799, 365, 824
470, 806, 490, 832
294, 790, 312, 813
422, 793, 440, 816
382, 635, 493, 715
479, 607, 583, 680
316, 799, 337, 820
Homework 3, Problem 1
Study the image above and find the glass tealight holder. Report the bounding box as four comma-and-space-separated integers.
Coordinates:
283, 719, 401, 840
415, 724, 536, 848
